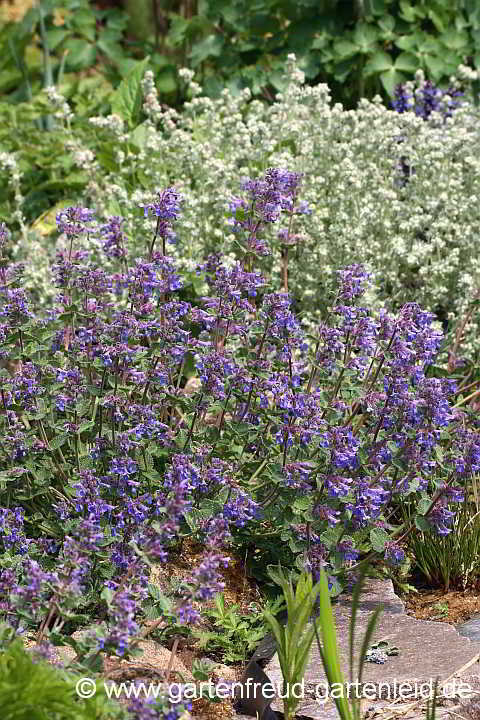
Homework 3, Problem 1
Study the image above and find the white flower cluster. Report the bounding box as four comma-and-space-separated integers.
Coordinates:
13, 57, 480, 355
44, 85, 73, 123
73, 148, 96, 170
0, 152, 26, 234
178, 66, 202, 97
141, 70, 163, 123
457, 64, 479, 82
89, 114, 126, 139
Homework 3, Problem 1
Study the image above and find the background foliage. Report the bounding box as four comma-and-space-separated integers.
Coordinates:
2, 0, 480, 109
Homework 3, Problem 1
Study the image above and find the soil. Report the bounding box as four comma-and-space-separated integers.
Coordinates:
404, 588, 480, 625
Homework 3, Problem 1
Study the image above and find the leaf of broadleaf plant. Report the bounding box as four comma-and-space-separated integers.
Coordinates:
364, 50, 393, 75
394, 52, 418, 73
189, 34, 224, 67
110, 56, 150, 127
380, 68, 406, 96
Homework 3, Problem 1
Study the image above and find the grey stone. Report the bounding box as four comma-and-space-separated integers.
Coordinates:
261, 579, 480, 719
458, 615, 480, 644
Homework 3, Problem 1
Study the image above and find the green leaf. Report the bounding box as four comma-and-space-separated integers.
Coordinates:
156, 68, 177, 94
417, 497, 431, 514
189, 35, 224, 67
110, 57, 150, 127
415, 515, 432, 531
49, 433, 68, 450
63, 38, 96, 71
427, 9, 446, 33
364, 51, 393, 75
370, 527, 390, 552
364, 0, 386, 16
399, 0, 425, 23
333, 40, 358, 59
394, 52, 418, 73
378, 15, 396, 33
379, 68, 405, 96
441, 29, 470, 51
45, 28, 70, 51
424, 54, 447, 79
395, 33, 420, 51
353, 23, 379, 52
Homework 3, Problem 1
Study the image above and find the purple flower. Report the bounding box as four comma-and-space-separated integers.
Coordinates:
140, 187, 182, 221
223, 490, 259, 527
100, 216, 128, 261
56, 206, 95, 236
176, 552, 230, 623
337, 264, 371, 301
428, 502, 455, 536
0, 507, 29, 554
314, 504, 341, 526
336, 539, 360, 565
391, 84, 414, 113
384, 542, 405, 567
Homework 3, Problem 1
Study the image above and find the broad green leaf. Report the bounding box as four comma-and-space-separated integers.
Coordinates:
380, 68, 405, 96
441, 29, 470, 51
417, 497, 432, 514
394, 52, 418, 73
415, 515, 432, 531
333, 40, 358, 58
378, 15, 395, 33
129, 121, 150, 150
364, 50, 392, 75
45, 28, 70, 51
370, 527, 390, 552
364, 0, 386, 16
353, 23, 379, 51
63, 38, 96, 70
156, 68, 177, 94
395, 33, 420, 51
427, 9, 446, 33
49, 433, 68, 449
110, 56, 150, 126
424, 54, 448, 80
189, 35, 224, 67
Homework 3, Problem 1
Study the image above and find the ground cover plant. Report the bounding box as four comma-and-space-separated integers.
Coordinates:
4, 58, 480, 360
1, 163, 479, 716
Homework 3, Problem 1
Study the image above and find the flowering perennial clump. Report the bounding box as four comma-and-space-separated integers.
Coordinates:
0, 170, 477, 718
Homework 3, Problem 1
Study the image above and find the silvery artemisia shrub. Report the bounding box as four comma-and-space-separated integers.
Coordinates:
0, 172, 477, 701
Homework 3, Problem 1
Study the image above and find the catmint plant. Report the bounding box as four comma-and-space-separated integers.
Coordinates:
0, 169, 476, 713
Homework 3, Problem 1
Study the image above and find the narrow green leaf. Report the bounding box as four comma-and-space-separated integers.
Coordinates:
357, 607, 382, 685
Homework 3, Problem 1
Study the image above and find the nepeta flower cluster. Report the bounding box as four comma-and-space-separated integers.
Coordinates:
392, 79, 464, 120
0, 169, 475, 716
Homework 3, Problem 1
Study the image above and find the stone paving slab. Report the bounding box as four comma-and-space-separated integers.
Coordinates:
262, 579, 480, 719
